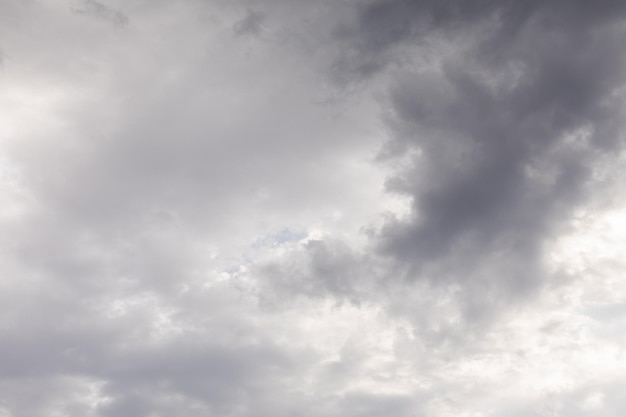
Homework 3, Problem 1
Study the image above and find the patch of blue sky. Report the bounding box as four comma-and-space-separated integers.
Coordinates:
253, 228, 307, 248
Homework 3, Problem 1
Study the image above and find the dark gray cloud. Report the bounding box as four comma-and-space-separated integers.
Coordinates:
357, 0, 626, 302
250, 0, 626, 328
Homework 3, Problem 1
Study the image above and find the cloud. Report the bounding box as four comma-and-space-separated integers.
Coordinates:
363, 0, 626, 301
1, 1, 626, 416
71, 0, 129, 26
233, 9, 265, 37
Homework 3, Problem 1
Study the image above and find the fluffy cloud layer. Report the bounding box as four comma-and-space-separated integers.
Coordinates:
1, 1, 626, 416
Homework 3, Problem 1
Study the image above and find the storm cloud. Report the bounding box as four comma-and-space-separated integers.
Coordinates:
370, 0, 626, 299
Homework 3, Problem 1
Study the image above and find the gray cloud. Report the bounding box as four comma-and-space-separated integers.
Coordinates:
360, 0, 626, 302
1, 1, 626, 416
251, 0, 626, 327
233, 9, 265, 37
71, 0, 129, 26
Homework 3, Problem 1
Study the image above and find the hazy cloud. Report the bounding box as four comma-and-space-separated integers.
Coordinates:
71, 0, 129, 26
233, 9, 265, 37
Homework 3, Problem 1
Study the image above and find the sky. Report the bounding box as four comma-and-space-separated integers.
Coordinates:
1, 0, 626, 416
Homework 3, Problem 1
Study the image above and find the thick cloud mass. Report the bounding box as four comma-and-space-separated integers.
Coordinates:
1, 1, 626, 416
374, 0, 626, 294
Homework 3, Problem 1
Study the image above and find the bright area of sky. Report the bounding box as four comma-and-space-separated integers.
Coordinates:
1, 1, 626, 416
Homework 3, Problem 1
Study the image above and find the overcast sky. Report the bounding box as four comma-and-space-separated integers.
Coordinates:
1, 1, 626, 416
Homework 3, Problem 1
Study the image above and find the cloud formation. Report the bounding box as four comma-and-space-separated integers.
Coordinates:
1, 1, 626, 416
